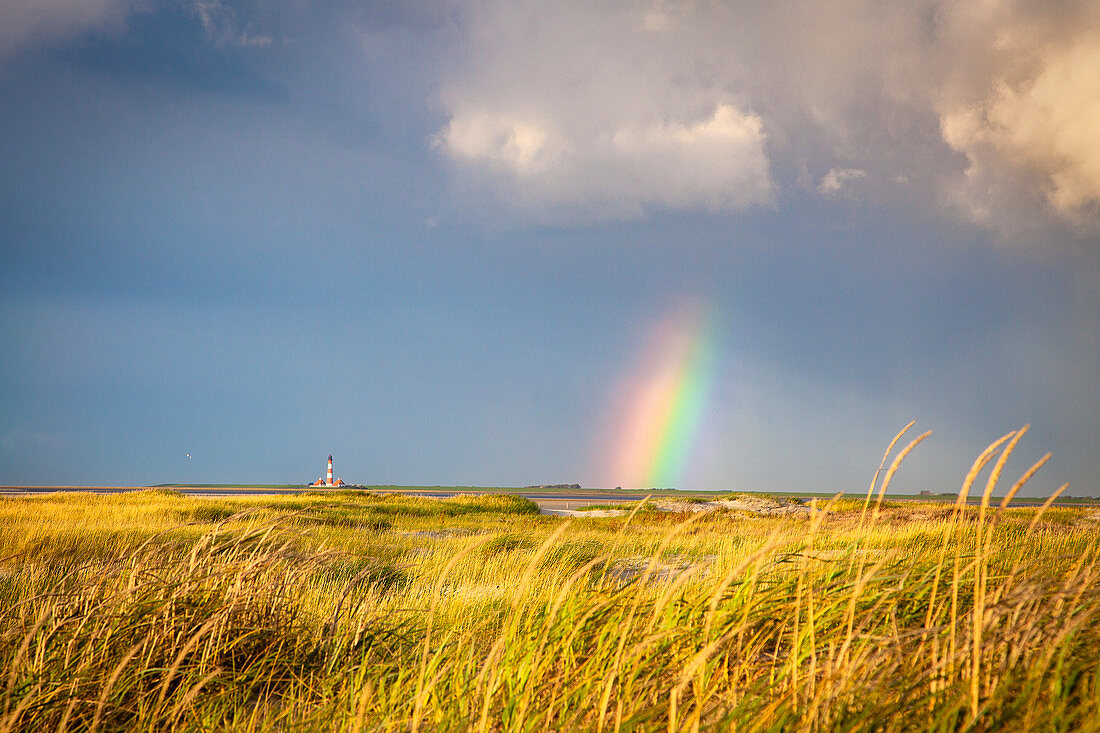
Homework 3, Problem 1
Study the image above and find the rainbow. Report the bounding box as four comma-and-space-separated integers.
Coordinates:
610, 304, 718, 489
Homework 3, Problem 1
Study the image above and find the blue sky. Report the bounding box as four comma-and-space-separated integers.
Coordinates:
1, 0, 1097, 495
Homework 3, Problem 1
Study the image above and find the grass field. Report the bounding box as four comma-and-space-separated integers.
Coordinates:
1, 427, 1098, 731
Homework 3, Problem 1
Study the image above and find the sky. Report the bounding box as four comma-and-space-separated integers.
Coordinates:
0, 0, 1097, 496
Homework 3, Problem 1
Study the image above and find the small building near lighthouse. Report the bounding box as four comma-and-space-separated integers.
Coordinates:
310, 454, 346, 487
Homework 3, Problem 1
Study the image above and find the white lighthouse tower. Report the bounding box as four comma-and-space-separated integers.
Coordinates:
311, 455, 346, 487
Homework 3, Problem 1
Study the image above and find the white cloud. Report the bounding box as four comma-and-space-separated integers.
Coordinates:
430, 0, 1100, 238
430, 0, 924, 222
437, 112, 557, 176
818, 167, 866, 195
940, 31, 1100, 228
606, 105, 772, 211
436, 102, 772, 218
432, 1, 780, 221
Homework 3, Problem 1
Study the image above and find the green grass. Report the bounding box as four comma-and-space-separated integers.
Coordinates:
1, 428, 1097, 731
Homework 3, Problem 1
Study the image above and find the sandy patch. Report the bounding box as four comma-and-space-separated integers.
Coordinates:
548, 495, 811, 519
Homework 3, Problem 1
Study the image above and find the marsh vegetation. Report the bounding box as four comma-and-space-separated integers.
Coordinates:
1, 427, 1097, 731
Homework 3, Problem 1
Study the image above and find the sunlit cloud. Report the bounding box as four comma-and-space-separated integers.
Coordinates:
436, 112, 557, 177
817, 168, 866, 196
436, 102, 772, 219
432, 0, 1100, 240
941, 33, 1100, 228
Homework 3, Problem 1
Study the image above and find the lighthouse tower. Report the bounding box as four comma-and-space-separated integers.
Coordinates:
311, 455, 346, 487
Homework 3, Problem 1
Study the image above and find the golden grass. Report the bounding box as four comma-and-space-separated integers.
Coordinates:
1, 429, 1098, 730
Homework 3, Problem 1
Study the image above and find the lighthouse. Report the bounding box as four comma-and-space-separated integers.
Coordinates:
311, 455, 346, 487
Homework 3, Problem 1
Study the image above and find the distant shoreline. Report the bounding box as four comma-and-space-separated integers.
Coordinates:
0, 484, 1094, 506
